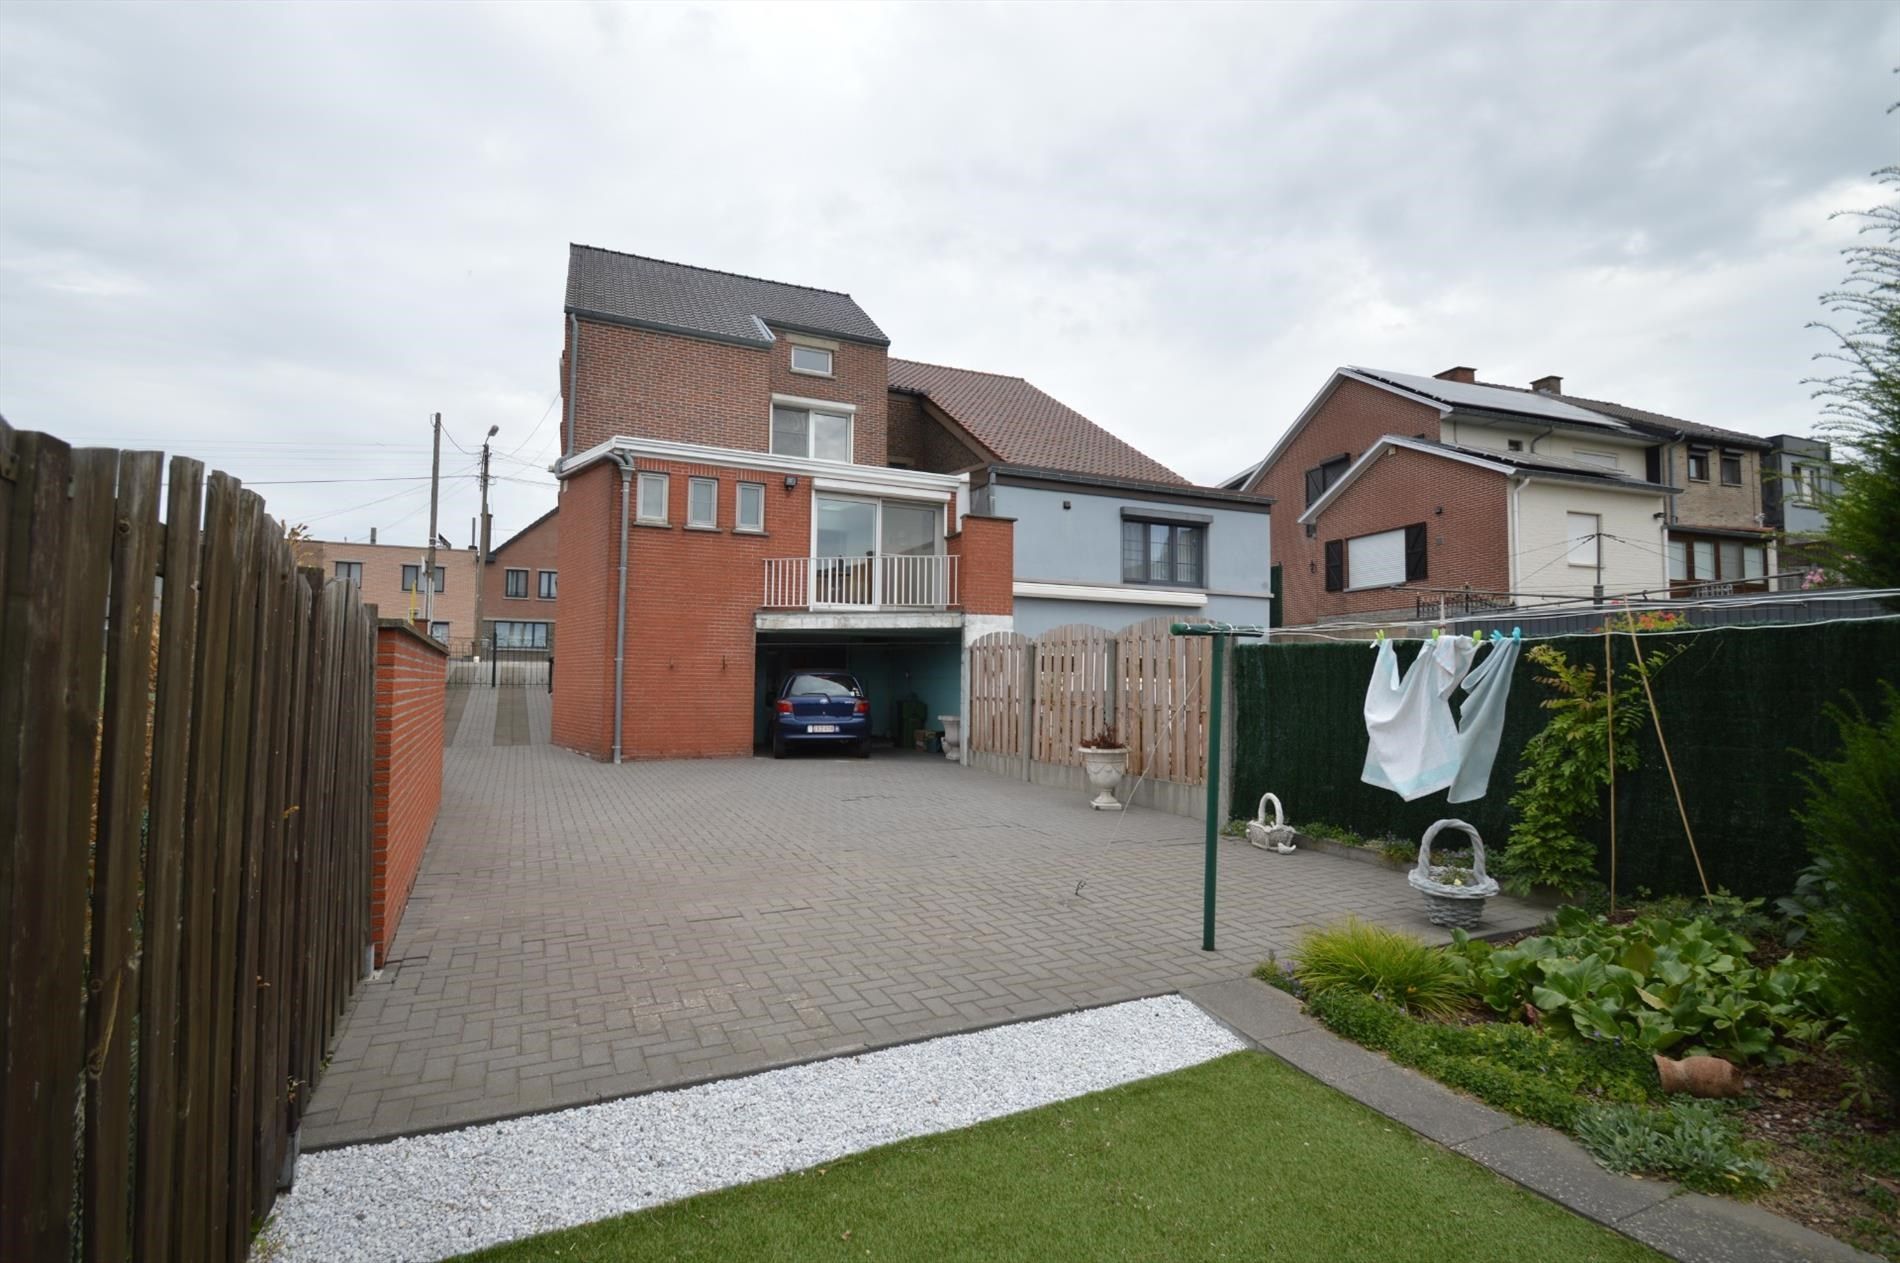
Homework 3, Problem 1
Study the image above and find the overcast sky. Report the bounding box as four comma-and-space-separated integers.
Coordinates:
2, 2, 1893, 545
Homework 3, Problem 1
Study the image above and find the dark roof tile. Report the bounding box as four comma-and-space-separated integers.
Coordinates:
566, 245, 888, 346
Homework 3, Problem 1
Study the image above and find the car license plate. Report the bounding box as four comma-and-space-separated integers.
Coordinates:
808, 724, 838, 734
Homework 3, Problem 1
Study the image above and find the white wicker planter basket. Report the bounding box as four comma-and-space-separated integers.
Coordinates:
1406, 818, 1499, 929
1244, 793, 1297, 854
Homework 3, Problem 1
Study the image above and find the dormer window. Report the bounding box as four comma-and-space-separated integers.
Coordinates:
790, 345, 834, 376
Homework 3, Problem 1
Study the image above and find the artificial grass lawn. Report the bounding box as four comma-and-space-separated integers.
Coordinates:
460, 1052, 1662, 1263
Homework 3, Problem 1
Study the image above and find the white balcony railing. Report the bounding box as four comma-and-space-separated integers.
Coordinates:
762, 554, 959, 610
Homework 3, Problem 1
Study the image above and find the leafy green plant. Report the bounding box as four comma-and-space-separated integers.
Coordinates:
1446, 907, 1837, 1064
1575, 1100, 1776, 1194
1298, 821, 1365, 846
1775, 858, 1840, 948
1304, 987, 1655, 1131
1290, 919, 1471, 1019
1493, 640, 1682, 895
1253, 951, 1305, 1000
1795, 683, 1900, 1092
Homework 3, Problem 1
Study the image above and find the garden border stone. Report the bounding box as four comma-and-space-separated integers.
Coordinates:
1183, 978, 1879, 1263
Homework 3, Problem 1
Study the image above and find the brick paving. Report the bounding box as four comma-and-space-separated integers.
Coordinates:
302, 693, 1547, 1147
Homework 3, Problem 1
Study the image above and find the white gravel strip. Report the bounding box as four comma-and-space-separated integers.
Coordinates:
255, 995, 1244, 1263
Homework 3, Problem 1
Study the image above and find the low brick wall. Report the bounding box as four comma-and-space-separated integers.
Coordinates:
371, 620, 447, 965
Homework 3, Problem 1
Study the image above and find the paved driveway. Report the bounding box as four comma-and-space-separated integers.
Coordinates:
301, 693, 1544, 1147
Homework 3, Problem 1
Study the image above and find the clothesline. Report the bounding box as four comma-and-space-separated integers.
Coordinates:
1270, 609, 1900, 647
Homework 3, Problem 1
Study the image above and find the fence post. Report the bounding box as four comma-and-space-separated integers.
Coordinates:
1018, 638, 1034, 783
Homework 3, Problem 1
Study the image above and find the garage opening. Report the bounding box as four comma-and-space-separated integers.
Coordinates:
754, 630, 961, 754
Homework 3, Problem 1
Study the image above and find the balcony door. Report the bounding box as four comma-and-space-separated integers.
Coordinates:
811, 495, 943, 608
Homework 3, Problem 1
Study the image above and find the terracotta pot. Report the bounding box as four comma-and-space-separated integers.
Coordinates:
1653, 1053, 1743, 1099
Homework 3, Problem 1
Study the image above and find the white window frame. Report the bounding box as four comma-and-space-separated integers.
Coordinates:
1344, 527, 1407, 591
770, 395, 856, 464
1566, 512, 1600, 568
636, 470, 669, 523
504, 567, 529, 599
735, 481, 766, 533
686, 476, 718, 528
789, 345, 834, 377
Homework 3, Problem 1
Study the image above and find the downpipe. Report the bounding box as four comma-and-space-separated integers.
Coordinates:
612, 454, 632, 764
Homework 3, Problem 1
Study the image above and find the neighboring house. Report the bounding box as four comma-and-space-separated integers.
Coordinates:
968, 466, 1272, 636
891, 359, 1273, 636
481, 506, 560, 650
1227, 366, 1676, 627
299, 534, 477, 641
1551, 391, 1776, 595
1762, 435, 1839, 582
550, 245, 1253, 762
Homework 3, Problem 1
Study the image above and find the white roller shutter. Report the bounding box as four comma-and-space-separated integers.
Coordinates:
1346, 528, 1406, 590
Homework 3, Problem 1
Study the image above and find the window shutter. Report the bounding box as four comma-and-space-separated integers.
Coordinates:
1404, 523, 1427, 581
1323, 539, 1344, 592
1304, 467, 1326, 507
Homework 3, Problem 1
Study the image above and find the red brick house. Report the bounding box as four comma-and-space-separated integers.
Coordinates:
1227, 366, 1685, 627
482, 506, 559, 651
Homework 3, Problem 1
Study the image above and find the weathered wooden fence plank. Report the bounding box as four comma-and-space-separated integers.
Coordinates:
135, 455, 205, 1263
82, 449, 163, 1262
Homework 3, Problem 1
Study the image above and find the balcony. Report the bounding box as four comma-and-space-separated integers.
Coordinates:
762, 554, 959, 611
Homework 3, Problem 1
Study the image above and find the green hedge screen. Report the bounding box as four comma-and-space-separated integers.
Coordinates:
1231, 621, 1900, 898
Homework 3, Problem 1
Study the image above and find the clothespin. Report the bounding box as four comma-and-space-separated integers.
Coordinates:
1512, 626, 1522, 641
1373, 629, 1385, 646
1473, 630, 1484, 645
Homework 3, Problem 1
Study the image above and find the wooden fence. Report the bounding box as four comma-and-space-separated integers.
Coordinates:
969, 614, 1213, 791
0, 424, 376, 1263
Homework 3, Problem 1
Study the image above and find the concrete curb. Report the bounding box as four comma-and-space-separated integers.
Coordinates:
1183, 977, 1878, 1263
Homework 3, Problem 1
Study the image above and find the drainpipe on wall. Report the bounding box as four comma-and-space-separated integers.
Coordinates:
611, 453, 633, 764
563, 314, 581, 462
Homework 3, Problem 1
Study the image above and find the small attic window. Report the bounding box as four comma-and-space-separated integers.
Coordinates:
1507, 439, 1523, 451
790, 345, 833, 376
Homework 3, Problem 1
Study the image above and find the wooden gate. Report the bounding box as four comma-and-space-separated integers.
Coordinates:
967, 630, 1028, 757
1117, 614, 1212, 785
1031, 623, 1114, 767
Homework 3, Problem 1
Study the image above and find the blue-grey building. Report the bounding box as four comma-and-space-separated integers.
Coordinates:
1762, 434, 1837, 540
968, 465, 1275, 637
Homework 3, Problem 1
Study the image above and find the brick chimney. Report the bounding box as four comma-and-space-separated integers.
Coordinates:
1434, 366, 1477, 384
1531, 375, 1563, 394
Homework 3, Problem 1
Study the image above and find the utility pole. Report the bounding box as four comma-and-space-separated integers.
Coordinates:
425, 412, 442, 629
471, 424, 499, 657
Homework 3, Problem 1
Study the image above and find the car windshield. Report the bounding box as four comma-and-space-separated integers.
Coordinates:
786, 673, 859, 697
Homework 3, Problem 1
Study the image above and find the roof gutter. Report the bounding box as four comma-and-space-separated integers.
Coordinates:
610, 453, 633, 764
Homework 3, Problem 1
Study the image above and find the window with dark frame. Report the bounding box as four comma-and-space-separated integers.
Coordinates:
401, 564, 446, 593
1303, 453, 1352, 507
1323, 539, 1344, 592
504, 568, 528, 599
1719, 450, 1743, 486
492, 620, 550, 650
334, 560, 362, 585
1687, 446, 1711, 481
1120, 519, 1206, 587
537, 570, 557, 600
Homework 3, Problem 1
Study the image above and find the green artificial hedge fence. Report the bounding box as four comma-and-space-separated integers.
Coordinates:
1231, 620, 1900, 899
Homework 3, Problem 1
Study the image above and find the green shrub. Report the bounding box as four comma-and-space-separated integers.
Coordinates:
1575, 1100, 1776, 1195
1291, 919, 1472, 1019
1796, 683, 1900, 1092
1493, 640, 1682, 895
1305, 988, 1654, 1131
1446, 907, 1838, 1064
1298, 821, 1363, 846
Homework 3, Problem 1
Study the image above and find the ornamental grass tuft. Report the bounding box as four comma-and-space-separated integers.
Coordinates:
1290, 918, 1472, 1019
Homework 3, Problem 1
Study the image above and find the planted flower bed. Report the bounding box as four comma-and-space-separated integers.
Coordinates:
1257, 902, 1897, 1257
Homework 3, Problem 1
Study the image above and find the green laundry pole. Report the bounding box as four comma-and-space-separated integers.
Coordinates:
1172, 621, 1265, 952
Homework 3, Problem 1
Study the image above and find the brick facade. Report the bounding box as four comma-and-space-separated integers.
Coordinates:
948, 515, 1015, 615
484, 508, 560, 644
886, 390, 989, 473
550, 463, 617, 757
370, 622, 447, 965
562, 318, 888, 466
1298, 447, 1510, 622
1665, 440, 1765, 530
1249, 379, 1444, 626
299, 539, 478, 640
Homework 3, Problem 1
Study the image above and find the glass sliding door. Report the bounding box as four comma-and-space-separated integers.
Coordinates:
879, 502, 943, 606
814, 496, 877, 605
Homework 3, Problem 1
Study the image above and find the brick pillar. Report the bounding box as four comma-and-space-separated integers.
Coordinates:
371, 621, 447, 965
948, 514, 1015, 615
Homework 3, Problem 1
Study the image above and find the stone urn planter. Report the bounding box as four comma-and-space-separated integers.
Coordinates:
1077, 727, 1128, 811
938, 714, 961, 763
1407, 818, 1499, 929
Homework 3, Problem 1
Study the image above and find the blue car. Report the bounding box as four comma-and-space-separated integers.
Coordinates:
770, 671, 871, 758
